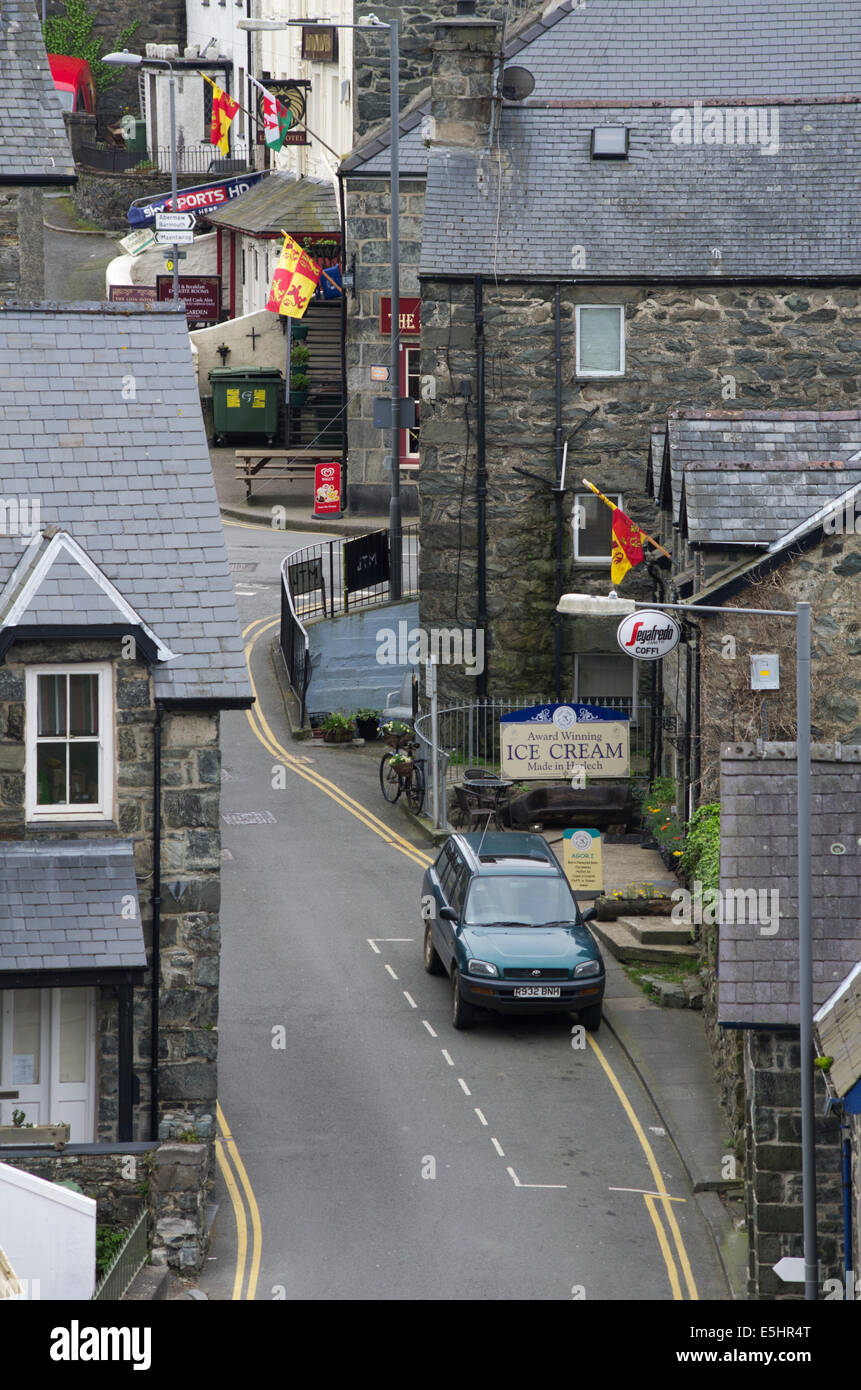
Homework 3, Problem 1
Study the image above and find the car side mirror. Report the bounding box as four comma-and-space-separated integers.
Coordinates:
581, 906, 597, 923
439, 906, 458, 922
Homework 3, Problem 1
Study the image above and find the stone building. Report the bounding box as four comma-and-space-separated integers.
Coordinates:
0, 0, 76, 300
0, 304, 250, 1261
718, 745, 861, 1298
415, 2, 861, 705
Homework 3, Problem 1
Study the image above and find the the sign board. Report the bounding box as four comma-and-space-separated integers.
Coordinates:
373, 397, 417, 430
119, 227, 156, 257
563, 828, 603, 894
108, 284, 157, 304
313, 461, 342, 517
616, 610, 681, 661
155, 211, 196, 232
156, 275, 221, 323
155, 228, 195, 245
500, 703, 630, 780
287, 556, 324, 599
380, 296, 421, 336
370, 365, 390, 383
127, 171, 266, 228
344, 529, 389, 592
254, 81, 309, 147
302, 24, 337, 61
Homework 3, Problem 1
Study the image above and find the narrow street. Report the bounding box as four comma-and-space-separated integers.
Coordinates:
199, 521, 730, 1302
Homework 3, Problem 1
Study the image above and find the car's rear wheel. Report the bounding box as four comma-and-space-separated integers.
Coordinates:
424, 923, 445, 975
451, 968, 476, 1030
580, 1003, 602, 1032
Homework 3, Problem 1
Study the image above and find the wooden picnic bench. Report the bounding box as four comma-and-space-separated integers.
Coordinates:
234, 449, 341, 500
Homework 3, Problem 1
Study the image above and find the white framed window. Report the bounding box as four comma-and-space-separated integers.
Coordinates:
573, 491, 622, 563
26, 664, 114, 822
574, 653, 639, 722
575, 304, 625, 377
401, 344, 421, 465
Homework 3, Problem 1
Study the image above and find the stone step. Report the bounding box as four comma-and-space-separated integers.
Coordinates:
591, 917, 699, 964
617, 914, 694, 947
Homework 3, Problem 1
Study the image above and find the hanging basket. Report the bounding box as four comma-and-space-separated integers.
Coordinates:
291, 323, 309, 341
391, 758, 414, 776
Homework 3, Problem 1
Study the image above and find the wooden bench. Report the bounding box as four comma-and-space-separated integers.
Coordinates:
234, 449, 341, 500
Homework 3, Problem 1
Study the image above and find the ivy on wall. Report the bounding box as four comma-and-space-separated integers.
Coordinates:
43, 0, 140, 93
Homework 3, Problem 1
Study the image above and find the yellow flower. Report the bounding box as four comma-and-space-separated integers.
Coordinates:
673, 851, 682, 856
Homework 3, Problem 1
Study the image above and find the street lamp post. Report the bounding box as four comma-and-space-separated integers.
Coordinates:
104, 52, 180, 304
558, 589, 817, 1298
238, 14, 402, 591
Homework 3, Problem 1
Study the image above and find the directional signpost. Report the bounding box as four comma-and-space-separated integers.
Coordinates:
155, 229, 194, 246
155, 211, 195, 232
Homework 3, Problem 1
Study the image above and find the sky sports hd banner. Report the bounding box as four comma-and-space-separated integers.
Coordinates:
127, 172, 265, 229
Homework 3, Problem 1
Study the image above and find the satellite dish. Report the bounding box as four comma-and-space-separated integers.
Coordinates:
501, 66, 535, 101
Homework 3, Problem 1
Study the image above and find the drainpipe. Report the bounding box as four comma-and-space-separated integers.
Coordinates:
691, 628, 701, 806
337, 170, 349, 509
475, 274, 488, 698
842, 1119, 853, 1293
553, 284, 564, 701
150, 701, 164, 1142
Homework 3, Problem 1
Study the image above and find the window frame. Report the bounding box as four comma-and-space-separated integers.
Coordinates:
573, 653, 639, 724
400, 342, 421, 467
575, 304, 625, 378
25, 663, 115, 823
573, 490, 623, 564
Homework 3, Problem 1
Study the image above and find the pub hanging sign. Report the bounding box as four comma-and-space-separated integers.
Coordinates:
301, 25, 338, 62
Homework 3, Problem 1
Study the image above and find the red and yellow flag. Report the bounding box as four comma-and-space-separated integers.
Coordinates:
209, 83, 239, 156
265, 232, 321, 318
581, 478, 647, 586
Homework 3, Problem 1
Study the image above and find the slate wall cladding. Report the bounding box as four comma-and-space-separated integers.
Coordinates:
417, 280, 861, 701
0, 638, 222, 1144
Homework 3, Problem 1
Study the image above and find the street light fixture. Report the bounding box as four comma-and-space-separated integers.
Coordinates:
558, 589, 818, 1300
238, 14, 403, 595
104, 51, 180, 305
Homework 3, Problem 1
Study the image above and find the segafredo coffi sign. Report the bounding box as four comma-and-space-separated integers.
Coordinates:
616, 610, 681, 660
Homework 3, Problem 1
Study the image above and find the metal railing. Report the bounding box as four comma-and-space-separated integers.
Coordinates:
91, 1205, 149, 1301
76, 143, 254, 177
280, 554, 312, 727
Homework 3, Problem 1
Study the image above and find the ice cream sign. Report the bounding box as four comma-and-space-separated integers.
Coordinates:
313, 461, 342, 516
616, 610, 681, 660
500, 703, 630, 780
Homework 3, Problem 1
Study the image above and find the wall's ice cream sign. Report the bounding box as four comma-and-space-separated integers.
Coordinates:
500, 704, 630, 779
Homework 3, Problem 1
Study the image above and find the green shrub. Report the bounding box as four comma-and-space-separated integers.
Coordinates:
680, 801, 720, 894
44, 1, 140, 92
95, 1226, 127, 1279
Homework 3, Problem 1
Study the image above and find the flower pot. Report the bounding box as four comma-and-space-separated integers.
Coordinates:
290, 390, 309, 409
384, 732, 409, 748
291, 323, 309, 341
323, 729, 353, 743
391, 759, 413, 775
355, 718, 379, 741
0, 1122, 70, 1150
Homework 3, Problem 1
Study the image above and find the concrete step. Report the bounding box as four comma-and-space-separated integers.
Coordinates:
592, 917, 698, 964
618, 915, 694, 947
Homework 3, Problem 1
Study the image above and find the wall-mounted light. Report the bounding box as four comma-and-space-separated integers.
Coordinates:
591, 126, 629, 159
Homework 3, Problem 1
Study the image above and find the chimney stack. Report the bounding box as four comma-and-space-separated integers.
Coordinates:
430, 14, 500, 150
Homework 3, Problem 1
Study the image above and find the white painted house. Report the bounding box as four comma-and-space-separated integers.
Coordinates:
0, 1161, 96, 1300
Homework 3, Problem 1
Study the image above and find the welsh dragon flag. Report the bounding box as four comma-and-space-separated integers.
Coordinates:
248, 74, 293, 152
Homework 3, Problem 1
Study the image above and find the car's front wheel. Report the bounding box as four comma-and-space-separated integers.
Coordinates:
451, 968, 476, 1030
424, 923, 445, 975
580, 1003, 602, 1032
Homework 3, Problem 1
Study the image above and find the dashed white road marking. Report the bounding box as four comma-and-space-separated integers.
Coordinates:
491, 1137, 505, 1157
475, 1108, 488, 1126
422, 1020, 438, 1038
458, 1077, 471, 1096
441, 1048, 454, 1067
385, 964, 398, 980
403, 991, 417, 1009
507, 1166, 521, 1187
367, 939, 381, 955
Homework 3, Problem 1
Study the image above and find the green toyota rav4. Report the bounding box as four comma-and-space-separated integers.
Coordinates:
421, 832, 604, 1031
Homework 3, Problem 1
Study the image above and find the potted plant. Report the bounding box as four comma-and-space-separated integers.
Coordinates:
354, 707, 381, 741
291, 322, 309, 342
388, 750, 414, 776
290, 341, 311, 408
321, 711, 354, 744
381, 719, 412, 747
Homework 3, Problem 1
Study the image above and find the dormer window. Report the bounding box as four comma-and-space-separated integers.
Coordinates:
26, 665, 114, 822
591, 126, 629, 159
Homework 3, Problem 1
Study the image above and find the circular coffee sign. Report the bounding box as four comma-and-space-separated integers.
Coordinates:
616, 610, 681, 661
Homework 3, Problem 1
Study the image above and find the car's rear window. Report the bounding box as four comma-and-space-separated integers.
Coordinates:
463, 874, 580, 927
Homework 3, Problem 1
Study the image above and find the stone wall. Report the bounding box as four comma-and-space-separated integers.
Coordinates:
0, 1145, 155, 1227
418, 280, 861, 703
745, 1032, 843, 1299
71, 169, 209, 232
0, 187, 47, 300
0, 639, 222, 1143
350, 0, 536, 139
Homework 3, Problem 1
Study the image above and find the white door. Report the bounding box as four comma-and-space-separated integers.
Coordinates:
0, 988, 95, 1141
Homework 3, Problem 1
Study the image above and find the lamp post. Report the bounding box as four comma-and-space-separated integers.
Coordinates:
558, 589, 817, 1299
104, 52, 180, 304
239, 14, 402, 593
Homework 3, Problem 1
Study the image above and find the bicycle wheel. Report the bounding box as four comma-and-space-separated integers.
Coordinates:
379, 752, 402, 803
405, 760, 426, 814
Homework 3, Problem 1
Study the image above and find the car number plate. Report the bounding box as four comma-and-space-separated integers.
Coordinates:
513, 986, 562, 998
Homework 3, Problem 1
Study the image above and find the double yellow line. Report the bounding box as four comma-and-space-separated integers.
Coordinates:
216, 612, 697, 1301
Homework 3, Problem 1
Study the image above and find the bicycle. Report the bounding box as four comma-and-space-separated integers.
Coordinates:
379, 736, 426, 815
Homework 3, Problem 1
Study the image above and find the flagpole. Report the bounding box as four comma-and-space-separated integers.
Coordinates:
582, 477, 671, 559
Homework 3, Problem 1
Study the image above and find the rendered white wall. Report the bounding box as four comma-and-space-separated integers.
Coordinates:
0, 1161, 96, 1301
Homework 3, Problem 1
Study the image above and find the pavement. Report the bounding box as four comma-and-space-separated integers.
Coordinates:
210, 445, 398, 535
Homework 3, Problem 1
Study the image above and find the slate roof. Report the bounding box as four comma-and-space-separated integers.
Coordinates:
205, 171, 339, 236
718, 744, 861, 1028
0, 840, 147, 977
0, 304, 251, 704
420, 103, 861, 279
662, 411, 861, 545
0, 0, 76, 183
